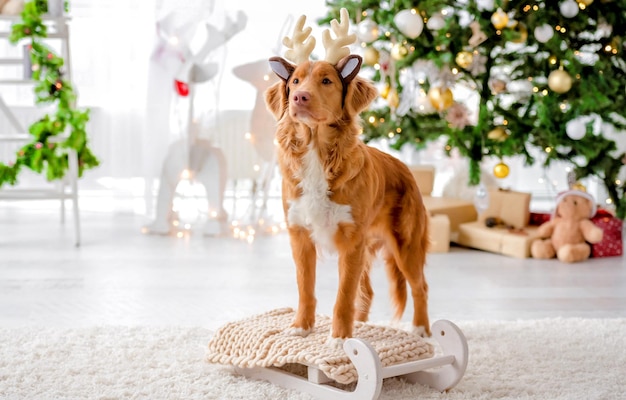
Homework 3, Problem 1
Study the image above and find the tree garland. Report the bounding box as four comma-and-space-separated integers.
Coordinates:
0, 0, 98, 186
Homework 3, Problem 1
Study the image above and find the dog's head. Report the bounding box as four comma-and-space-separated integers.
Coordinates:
264, 9, 377, 128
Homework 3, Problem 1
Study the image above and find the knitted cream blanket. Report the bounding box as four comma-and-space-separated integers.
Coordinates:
206, 308, 434, 385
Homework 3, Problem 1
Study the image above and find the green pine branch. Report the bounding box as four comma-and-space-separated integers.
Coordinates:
322, 0, 626, 218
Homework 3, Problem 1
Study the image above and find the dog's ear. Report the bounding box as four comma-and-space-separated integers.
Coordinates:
265, 57, 295, 120
265, 80, 287, 121
336, 54, 377, 115
269, 57, 295, 82
345, 76, 378, 116
336, 54, 362, 85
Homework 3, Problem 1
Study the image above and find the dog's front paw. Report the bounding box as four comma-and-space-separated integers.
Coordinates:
411, 325, 430, 338
325, 335, 345, 350
285, 327, 312, 337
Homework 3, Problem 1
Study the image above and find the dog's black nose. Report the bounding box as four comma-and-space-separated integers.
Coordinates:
292, 91, 310, 104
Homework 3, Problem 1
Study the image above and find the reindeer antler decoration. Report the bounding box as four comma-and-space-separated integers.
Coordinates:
281, 8, 355, 66
282, 14, 316, 64
322, 8, 356, 65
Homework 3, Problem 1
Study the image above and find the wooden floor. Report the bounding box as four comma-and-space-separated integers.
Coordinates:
1, 201, 624, 331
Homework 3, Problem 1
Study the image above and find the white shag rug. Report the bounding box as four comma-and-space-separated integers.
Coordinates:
1, 318, 625, 400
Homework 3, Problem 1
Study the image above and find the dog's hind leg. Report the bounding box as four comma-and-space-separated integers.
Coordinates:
395, 238, 431, 337
388, 248, 430, 336
382, 220, 430, 336
407, 273, 430, 337
287, 226, 318, 336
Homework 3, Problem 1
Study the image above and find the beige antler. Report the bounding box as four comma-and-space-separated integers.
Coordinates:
322, 8, 356, 64
282, 15, 316, 64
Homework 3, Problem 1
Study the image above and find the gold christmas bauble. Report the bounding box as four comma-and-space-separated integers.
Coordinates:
380, 83, 390, 99
511, 22, 528, 43
387, 88, 399, 108
455, 51, 474, 70
491, 8, 509, 30
391, 43, 409, 60
363, 46, 380, 66
427, 86, 454, 111
548, 69, 573, 93
493, 162, 510, 178
487, 127, 508, 141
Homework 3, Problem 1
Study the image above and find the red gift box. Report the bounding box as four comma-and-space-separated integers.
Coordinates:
591, 209, 623, 258
530, 211, 551, 226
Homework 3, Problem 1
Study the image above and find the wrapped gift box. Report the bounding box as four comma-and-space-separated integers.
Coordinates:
410, 165, 435, 196
480, 189, 531, 229
422, 197, 478, 234
409, 166, 478, 245
591, 209, 623, 258
428, 214, 450, 253
458, 222, 539, 258
409, 166, 453, 252
457, 189, 538, 258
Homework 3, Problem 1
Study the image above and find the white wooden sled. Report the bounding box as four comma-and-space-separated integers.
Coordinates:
207, 309, 468, 400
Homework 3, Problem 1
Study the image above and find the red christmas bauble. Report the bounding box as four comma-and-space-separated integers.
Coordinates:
174, 80, 189, 97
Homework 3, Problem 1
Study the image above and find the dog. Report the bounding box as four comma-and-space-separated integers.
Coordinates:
264, 10, 430, 344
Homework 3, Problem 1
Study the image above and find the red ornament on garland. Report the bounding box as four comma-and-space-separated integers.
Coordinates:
49, 79, 63, 95
174, 80, 189, 97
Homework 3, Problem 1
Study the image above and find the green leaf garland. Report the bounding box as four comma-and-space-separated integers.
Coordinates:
0, 0, 99, 188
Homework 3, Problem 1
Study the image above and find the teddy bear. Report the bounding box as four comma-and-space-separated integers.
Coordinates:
531, 189, 603, 263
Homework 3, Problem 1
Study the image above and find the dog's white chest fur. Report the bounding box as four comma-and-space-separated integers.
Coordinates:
287, 144, 353, 251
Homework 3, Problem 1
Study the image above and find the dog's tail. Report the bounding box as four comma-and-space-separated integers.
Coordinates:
399, 165, 431, 268
387, 162, 431, 326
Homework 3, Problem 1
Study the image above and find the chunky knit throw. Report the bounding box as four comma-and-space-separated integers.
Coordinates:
206, 308, 434, 384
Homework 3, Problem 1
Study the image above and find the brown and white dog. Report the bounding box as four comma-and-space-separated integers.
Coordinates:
264, 9, 430, 345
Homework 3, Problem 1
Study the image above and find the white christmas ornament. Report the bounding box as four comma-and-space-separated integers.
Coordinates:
394, 9, 424, 39
473, 183, 490, 214
476, 0, 495, 11
357, 19, 379, 43
566, 115, 603, 140
534, 24, 554, 43
427, 12, 446, 31
566, 118, 587, 140
560, 0, 579, 18
414, 93, 436, 114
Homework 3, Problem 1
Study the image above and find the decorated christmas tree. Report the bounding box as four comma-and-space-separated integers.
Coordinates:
320, 0, 626, 218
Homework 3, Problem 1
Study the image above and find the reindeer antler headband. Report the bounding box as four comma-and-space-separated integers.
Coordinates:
282, 8, 356, 65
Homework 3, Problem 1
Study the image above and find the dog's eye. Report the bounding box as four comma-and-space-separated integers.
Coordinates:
292, 78, 299, 84
322, 78, 331, 85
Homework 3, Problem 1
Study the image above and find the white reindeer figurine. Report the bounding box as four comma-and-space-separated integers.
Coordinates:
144, 11, 247, 236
